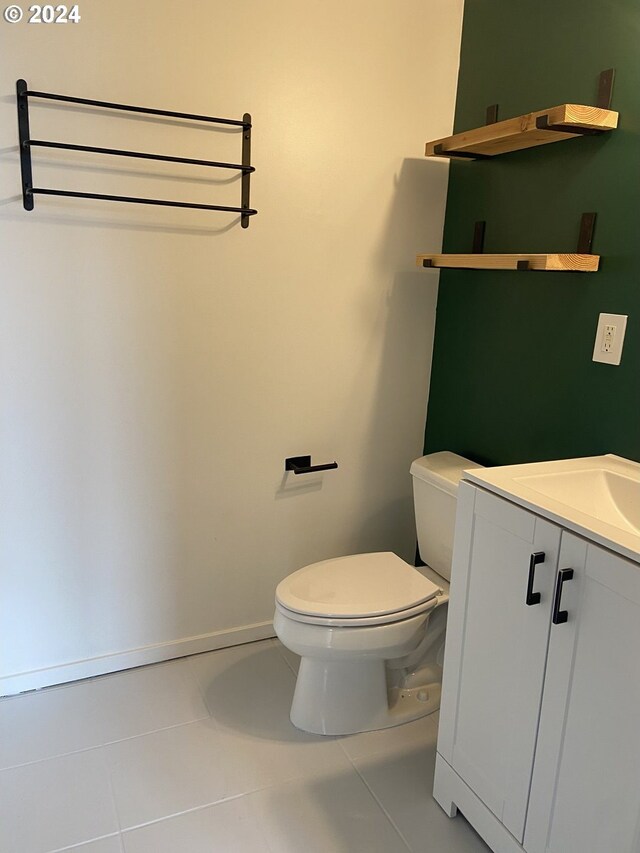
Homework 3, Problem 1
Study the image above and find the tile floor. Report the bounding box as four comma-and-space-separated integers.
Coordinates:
0, 639, 490, 852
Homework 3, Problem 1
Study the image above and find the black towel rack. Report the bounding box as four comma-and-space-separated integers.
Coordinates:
16, 79, 257, 228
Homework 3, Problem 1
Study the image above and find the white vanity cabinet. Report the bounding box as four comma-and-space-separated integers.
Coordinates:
434, 479, 640, 853
525, 534, 640, 853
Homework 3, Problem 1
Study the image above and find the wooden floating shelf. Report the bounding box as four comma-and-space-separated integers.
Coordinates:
425, 104, 618, 160
416, 253, 600, 272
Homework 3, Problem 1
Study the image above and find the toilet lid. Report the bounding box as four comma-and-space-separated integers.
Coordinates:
275, 552, 441, 619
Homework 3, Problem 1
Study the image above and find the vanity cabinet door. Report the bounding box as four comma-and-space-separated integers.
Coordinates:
438, 484, 560, 843
525, 536, 640, 853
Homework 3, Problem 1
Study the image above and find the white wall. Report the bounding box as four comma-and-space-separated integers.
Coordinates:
0, 0, 463, 693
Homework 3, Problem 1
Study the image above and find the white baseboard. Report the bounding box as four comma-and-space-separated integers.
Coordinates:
1, 621, 276, 697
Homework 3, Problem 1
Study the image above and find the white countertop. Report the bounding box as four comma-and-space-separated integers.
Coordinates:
463, 454, 640, 563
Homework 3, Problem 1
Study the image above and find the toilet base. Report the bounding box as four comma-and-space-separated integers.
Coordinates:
387, 681, 441, 725
289, 655, 441, 735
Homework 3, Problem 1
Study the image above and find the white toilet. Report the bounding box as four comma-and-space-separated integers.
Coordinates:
274, 451, 483, 735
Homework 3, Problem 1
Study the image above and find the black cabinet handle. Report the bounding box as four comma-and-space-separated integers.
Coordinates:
526, 552, 545, 605
552, 568, 574, 625
285, 455, 338, 475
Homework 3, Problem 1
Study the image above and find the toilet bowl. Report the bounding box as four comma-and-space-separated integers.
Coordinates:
274, 451, 483, 736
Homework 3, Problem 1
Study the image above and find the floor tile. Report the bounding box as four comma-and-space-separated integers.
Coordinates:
121, 798, 271, 853
215, 722, 355, 794
90, 659, 209, 744
0, 658, 209, 772
0, 680, 103, 770
0, 749, 118, 853
339, 710, 439, 761
353, 734, 491, 852
1, 640, 494, 853
245, 773, 411, 852
190, 640, 355, 790
105, 720, 235, 829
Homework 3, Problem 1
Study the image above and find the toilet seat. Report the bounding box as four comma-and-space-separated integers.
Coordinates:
275, 552, 442, 627
275, 596, 440, 627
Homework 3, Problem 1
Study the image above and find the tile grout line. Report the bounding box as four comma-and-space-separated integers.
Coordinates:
1, 639, 279, 773
36, 748, 313, 846
115, 758, 360, 838
185, 654, 220, 720
341, 748, 415, 853
116, 789, 258, 836
103, 763, 415, 851
333, 712, 441, 852
107, 742, 371, 840
0, 654, 215, 772
47, 830, 122, 853
0, 713, 213, 773
104, 743, 126, 838
79, 716, 279, 844
270, 640, 299, 678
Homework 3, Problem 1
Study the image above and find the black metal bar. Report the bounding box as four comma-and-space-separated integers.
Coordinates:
28, 187, 258, 215
517, 260, 531, 270
27, 139, 254, 173
433, 143, 491, 161
241, 113, 252, 229
486, 104, 499, 125
597, 68, 615, 110
535, 114, 605, 136
526, 552, 544, 605
577, 212, 597, 254
285, 455, 338, 475
422, 259, 434, 268
16, 80, 34, 211
472, 221, 486, 254
552, 568, 574, 625
25, 88, 250, 128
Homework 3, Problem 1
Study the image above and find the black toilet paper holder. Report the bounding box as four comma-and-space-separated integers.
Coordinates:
285, 455, 338, 475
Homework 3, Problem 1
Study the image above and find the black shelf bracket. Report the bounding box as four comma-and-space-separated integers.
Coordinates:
16, 79, 257, 225
472, 220, 486, 253
597, 67, 615, 109
485, 104, 499, 125
577, 212, 597, 254
535, 114, 605, 136
535, 68, 615, 136
422, 213, 598, 272
433, 104, 498, 160
422, 220, 486, 267
433, 144, 491, 161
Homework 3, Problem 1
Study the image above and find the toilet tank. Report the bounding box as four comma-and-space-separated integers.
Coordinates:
410, 451, 484, 581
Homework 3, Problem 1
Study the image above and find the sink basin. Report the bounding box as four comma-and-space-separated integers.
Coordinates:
513, 468, 640, 535
462, 454, 640, 561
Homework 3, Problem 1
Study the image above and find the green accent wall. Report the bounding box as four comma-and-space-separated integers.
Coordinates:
424, 0, 640, 466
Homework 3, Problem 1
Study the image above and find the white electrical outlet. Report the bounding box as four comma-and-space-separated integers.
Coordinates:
603, 324, 616, 353
593, 313, 628, 365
